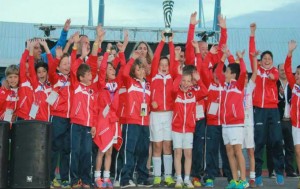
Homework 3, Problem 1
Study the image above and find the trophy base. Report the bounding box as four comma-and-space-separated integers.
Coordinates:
164, 28, 173, 37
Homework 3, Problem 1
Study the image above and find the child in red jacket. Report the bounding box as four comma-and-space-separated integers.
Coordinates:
150, 31, 176, 187
284, 40, 300, 189
27, 39, 52, 122
0, 65, 19, 122
172, 66, 207, 189
216, 46, 247, 189
93, 31, 128, 188
250, 23, 285, 186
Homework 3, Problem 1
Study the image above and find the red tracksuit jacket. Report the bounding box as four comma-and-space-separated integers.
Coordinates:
27, 54, 52, 121
15, 50, 34, 120
70, 52, 98, 127
172, 76, 208, 133
284, 56, 300, 128
217, 58, 247, 126
150, 40, 175, 112
123, 58, 151, 126
249, 36, 279, 108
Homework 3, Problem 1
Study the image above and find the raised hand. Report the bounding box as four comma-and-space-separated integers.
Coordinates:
191, 40, 199, 48
209, 45, 218, 55
39, 38, 48, 47
236, 50, 245, 59
161, 31, 166, 42
190, 11, 200, 26
106, 43, 112, 52
73, 32, 80, 44
124, 30, 129, 43
218, 14, 226, 28
169, 32, 174, 42
56, 46, 63, 59
250, 23, 256, 36
132, 50, 141, 60
81, 43, 90, 58
64, 19, 71, 31
288, 40, 297, 53
250, 50, 260, 57
192, 70, 200, 81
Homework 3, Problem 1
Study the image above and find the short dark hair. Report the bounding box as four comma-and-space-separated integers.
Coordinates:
227, 63, 241, 80
76, 64, 91, 81
129, 59, 142, 79
182, 65, 196, 76
59, 53, 70, 65
159, 56, 170, 65
35, 62, 48, 72
212, 63, 226, 73
261, 50, 273, 61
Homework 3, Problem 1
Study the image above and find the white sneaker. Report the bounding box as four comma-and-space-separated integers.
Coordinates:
114, 180, 120, 187
129, 180, 135, 186
184, 180, 195, 189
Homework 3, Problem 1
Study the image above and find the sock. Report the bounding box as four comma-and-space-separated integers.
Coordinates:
152, 156, 162, 177
94, 171, 101, 179
103, 171, 110, 180
184, 175, 190, 183
250, 171, 256, 180
177, 175, 183, 182
163, 154, 173, 177
237, 170, 241, 178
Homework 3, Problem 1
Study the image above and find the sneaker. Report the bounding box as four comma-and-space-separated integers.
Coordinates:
153, 176, 162, 187
236, 180, 249, 189
61, 180, 71, 188
286, 172, 298, 178
255, 176, 263, 187
269, 171, 276, 179
164, 176, 176, 187
137, 180, 153, 187
82, 184, 91, 189
175, 180, 183, 189
184, 180, 194, 188
276, 174, 284, 185
249, 179, 256, 188
95, 177, 105, 188
114, 180, 120, 188
204, 179, 214, 188
51, 178, 61, 188
121, 181, 136, 188
71, 181, 82, 189
104, 178, 113, 188
191, 178, 201, 187
225, 180, 237, 189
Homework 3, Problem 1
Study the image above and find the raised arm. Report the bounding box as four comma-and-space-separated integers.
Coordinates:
249, 23, 257, 71
151, 31, 166, 77
200, 46, 218, 87
285, 40, 297, 88
185, 12, 199, 65
41, 19, 70, 63
236, 50, 247, 91
116, 31, 129, 86
123, 51, 140, 82
217, 15, 227, 59
19, 41, 30, 83
193, 70, 208, 101
168, 33, 175, 77
71, 43, 89, 87
250, 50, 260, 82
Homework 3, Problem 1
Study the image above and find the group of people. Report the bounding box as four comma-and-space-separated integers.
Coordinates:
0, 11, 300, 189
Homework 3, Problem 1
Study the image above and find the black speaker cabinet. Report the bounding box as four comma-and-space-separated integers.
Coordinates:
10, 120, 52, 188
0, 121, 10, 188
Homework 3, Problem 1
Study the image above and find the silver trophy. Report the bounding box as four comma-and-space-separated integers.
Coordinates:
163, 0, 174, 37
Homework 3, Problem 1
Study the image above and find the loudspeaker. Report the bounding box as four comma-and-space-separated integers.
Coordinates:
0, 121, 10, 188
10, 120, 52, 188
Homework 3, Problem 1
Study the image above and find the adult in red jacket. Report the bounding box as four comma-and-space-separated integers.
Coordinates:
120, 50, 152, 188
284, 40, 300, 189
249, 24, 285, 186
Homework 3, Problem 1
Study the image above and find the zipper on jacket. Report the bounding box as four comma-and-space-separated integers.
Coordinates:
87, 93, 90, 126
130, 101, 136, 115
262, 76, 266, 107
183, 93, 187, 133
163, 80, 166, 110
67, 85, 70, 118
